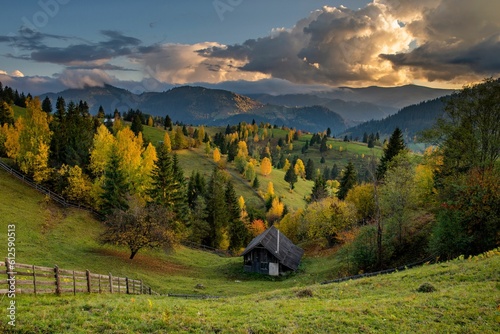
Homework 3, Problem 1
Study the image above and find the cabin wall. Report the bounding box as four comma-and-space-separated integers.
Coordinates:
244, 248, 280, 275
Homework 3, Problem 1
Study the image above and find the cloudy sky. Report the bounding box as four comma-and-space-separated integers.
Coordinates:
0, 0, 499, 95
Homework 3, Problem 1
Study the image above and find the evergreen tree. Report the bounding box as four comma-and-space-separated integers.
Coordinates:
225, 181, 246, 251
205, 167, 229, 248
320, 135, 328, 153
100, 148, 129, 216
311, 175, 328, 202
97, 105, 105, 119
323, 166, 331, 180
305, 158, 315, 180
187, 171, 206, 209
41, 96, 52, 114
338, 161, 357, 200
252, 176, 260, 189
376, 127, 406, 180
331, 163, 339, 180
148, 145, 186, 219
164, 115, 172, 130
326, 127, 332, 137
131, 115, 144, 136
284, 166, 298, 190
362, 132, 368, 143
0, 101, 14, 125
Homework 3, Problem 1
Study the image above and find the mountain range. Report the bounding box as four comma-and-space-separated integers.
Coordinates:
40, 84, 453, 135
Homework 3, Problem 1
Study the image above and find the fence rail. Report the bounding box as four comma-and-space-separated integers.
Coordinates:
0, 259, 157, 296
0, 160, 103, 219
320, 255, 437, 285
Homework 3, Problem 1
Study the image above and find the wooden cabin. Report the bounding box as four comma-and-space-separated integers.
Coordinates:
241, 226, 304, 276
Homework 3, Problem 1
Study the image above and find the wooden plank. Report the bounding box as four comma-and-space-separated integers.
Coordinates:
59, 269, 86, 276
14, 280, 34, 286
34, 281, 57, 286
60, 288, 87, 294
33, 272, 54, 279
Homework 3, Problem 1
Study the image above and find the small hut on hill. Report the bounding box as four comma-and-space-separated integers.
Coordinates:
241, 226, 304, 276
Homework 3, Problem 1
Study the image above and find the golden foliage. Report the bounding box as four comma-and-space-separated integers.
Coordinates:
260, 157, 272, 176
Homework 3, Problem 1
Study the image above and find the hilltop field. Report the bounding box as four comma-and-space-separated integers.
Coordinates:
0, 165, 499, 333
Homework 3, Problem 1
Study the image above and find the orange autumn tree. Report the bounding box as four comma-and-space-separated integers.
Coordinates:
260, 157, 272, 176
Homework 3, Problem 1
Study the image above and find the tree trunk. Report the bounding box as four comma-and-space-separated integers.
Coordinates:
129, 249, 139, 259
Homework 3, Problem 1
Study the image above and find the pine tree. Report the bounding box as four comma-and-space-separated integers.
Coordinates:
97, 105, 105, 119
376, 127, 406, 180
338, 161, 357, 200
164, 115, 172, 130
131, 115, 143, 136
305, 158, 315, 180
252, 176, 260, 189
311, 175, 328, 202
226, 181, 246, 251
284, 166, 298, 190
41, 96, 52, 114
205, 167, 229, 248
331, 163, 339, 180
100, 148, 129, 216
320, 135, 328, 153
148, 145, 184, 215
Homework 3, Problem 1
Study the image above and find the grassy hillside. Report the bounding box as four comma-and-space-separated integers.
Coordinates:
1, 142, 499, 333
142, 125, 383, 211
0, 167, 340, 296
3, 248, 499, 332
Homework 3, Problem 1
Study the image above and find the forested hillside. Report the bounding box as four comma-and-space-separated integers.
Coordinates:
343, 97, 447, 141
1, 79, 499, 274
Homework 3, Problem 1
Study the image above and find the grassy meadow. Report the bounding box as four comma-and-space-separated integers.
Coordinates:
1, 161, 500, 333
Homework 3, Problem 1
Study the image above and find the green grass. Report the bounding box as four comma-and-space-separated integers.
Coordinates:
1, 156, 499, 333
2, 251, 499, 333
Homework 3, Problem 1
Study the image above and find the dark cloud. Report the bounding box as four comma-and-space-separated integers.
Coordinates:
0, 28, 143, 68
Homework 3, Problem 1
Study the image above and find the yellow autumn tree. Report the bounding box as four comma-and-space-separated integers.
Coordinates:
147, 116, 154, 127
115, 127, 144, 193
237, 140, 248, 158
138, 142, 158, 198
265, 181, 275, 201
5, 97, 52, 182
163, 131, 172, 153
260, 157, 272, 176
294, 158, 306, 179
266, 197, 284, 225
283, 158, 291, 172
90, 124, 116, 176
213, 147, 221, 163
60, 164, 93, 206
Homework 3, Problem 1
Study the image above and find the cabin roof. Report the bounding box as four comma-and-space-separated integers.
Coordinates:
241, 226, 304, 271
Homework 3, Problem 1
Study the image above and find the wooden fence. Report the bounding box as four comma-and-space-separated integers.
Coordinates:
0, 259, 157, 296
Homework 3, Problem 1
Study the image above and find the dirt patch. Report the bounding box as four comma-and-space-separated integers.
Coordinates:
92, 248, 194, 276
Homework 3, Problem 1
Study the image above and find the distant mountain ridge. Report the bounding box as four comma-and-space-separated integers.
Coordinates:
41, 84, 348, 133
40, 83, 453, 135
342, 97, 448, 141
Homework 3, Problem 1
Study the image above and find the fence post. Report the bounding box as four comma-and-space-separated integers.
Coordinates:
109, 273, 113, 293
54, 265, 61, 295
5, 258, 13, 294
86, 270, 91, 293
32, 264, 37, 295
140, 280, 143, 295
98, 274, 101, 294
72, 271, 76, 295
117, 277, 120, 294
126, 277, 129, 294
